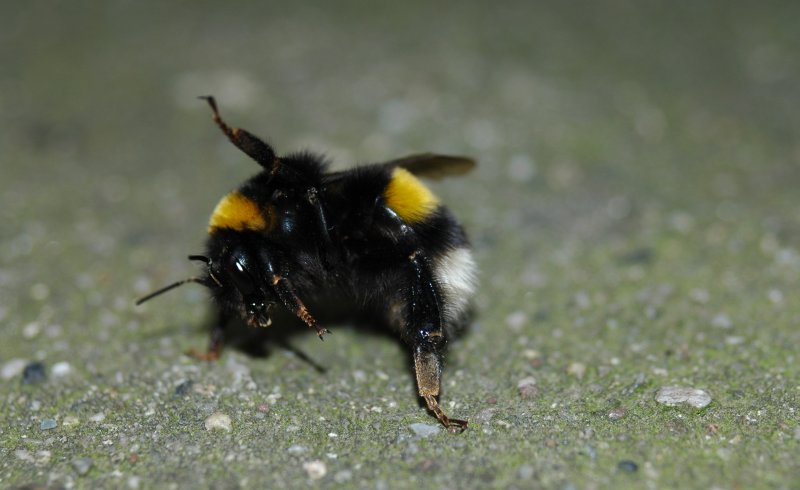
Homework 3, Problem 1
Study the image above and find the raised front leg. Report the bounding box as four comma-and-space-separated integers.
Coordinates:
270, 273, 330, 340
188, 309, 230, 361
406, 250, 468, 432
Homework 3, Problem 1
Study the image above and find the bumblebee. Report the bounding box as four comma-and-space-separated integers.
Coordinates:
138, 97, 477, 431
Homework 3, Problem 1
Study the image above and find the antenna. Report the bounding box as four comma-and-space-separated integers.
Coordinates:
135, 255, 218, 305
135, 277, 208, 305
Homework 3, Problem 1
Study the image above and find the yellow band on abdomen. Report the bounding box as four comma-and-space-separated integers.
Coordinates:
384, 168, 439, 224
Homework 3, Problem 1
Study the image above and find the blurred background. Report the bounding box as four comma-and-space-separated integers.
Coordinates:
1, 1, 798, 488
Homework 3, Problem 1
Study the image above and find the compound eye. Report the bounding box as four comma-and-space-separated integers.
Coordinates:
227, 251, 257, 296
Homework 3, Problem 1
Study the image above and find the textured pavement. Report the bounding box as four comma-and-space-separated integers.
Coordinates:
1, 2, 798, 489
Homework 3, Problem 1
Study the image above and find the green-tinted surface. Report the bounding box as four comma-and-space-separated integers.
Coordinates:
1, 2, 798, 489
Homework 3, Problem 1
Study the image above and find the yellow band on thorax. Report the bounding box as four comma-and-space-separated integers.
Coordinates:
384, 168, 439, 224
208, 191, 271, 233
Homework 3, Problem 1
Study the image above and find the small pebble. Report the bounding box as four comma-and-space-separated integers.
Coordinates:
174, 380, 193, 396
768, 289, 783, 304
651, 367, 668, 376
518, 464, 535, 480
408, 423, 441, 438
30, 283, 50, 301
517, 376, 538, 399
711, 313, 733, 329
303, 460, 327, 480
52, 361, 72, 377
415, 458, 438, 472
40, 419, 57, 430
567, 362, 587, 379
608, 407, 627, 420
63, 415, 80, 427
89, 412, 106, 422
205, 412, 232, 431
507, 154, 537, 182
22, 362, 47, 384
15, 449, 33, 462
690, 288, 710, 304
725, 336, 744, 346
523, 349, 543, 368
505, 311, 528, 331
72, 457, 93, 475
333, 470, 353, 483
655, 386, 712, 408
23, 322, 42, 339
618, 460, 638, 473
1, 358, 27, 380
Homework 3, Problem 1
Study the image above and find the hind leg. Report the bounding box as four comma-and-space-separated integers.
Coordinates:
414, 341, 467, 432
404, 250, 467, 432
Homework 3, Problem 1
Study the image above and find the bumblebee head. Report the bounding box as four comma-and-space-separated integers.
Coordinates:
136, 96, 326, 327
205, 237, 276, 329
136, 245, 276, 329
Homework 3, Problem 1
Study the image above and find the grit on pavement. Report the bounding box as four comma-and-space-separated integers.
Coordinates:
1, 2, 798, 489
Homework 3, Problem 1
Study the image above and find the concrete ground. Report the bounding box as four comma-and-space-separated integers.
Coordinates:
1, 2, 798, 489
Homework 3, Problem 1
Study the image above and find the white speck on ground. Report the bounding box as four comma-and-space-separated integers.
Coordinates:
52, 361, 72, 377
288, 444, 308, 455
22, 321, 41, 339
712, 313, 733, 329
505, 311, 528, 331
768, 289, 783, 304
725, 336, 745, 345
652, 367, 668, 376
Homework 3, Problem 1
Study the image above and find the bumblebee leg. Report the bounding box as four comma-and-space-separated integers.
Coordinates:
406, 251, 468, 432
270, 274, 330, 340
199, 96, 279, 170
414, 345, 468, 432
188, 310, 228, 361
